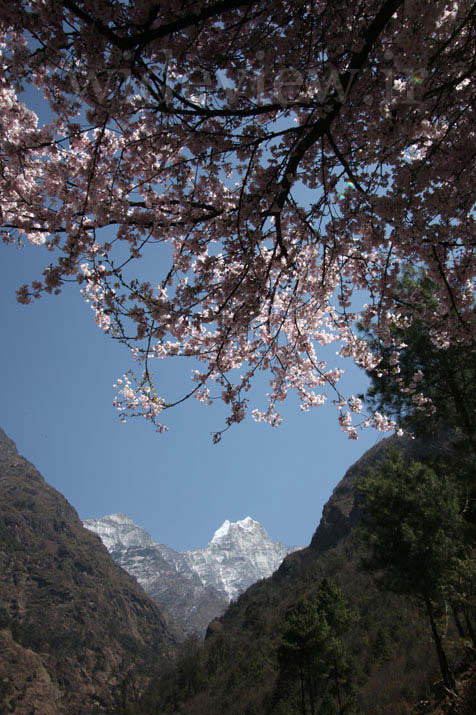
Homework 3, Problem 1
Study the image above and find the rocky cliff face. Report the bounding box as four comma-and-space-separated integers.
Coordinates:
308, 430, 455, 556
185, 516, 298, 600
83, 512, 227, 638
0, 428, 181, 714
84, 514, 300, 635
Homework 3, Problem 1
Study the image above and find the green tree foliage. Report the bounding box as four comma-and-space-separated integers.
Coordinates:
134, 531, 443, 714
361, 270, 476, 452
277, 580, 355, 714
358, 450, 465, 690
447, 548, 476, 649
140, 635, 206, 713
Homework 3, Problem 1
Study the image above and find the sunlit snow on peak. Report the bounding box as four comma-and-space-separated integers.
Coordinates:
212, 519, 231, 541
212, 516, 260, 541
237, 516, 259, 529
85, 514, 302, 601
108, 512, 134, 523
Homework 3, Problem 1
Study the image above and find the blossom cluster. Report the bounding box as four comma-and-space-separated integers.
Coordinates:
1, 0, 475, 438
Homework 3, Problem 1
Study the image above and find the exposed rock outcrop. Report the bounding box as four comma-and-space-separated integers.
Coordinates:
84, 514, 301, 635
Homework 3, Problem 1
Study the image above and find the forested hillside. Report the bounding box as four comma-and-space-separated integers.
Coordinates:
132, 280, 476, 714
133, 434, 474, 714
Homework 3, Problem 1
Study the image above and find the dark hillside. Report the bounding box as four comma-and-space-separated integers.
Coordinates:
137, 434, 462, 714
0, 427, 182, 714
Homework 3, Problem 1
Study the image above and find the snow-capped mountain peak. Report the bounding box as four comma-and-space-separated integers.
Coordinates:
84, 511, 158, 552
212, 519, 232, 541
84, 514, 302, 633
238, 515, 258, 528
186, 517, 294, 600
211, 516, 261, 542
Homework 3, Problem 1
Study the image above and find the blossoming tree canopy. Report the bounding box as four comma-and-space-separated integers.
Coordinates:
1, 1, 475, 439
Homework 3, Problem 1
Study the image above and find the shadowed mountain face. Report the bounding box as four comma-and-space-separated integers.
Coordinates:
0, 428, 181, 714
136, 434, 455, 714
270, 432, 455, 588
308, 430, 455, 555
84, 514, 300, 636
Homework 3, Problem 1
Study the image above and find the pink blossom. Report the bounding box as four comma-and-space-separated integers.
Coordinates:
1, 0, 475, 438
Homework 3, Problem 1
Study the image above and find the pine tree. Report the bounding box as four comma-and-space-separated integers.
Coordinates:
358, 450, 465, 690
277, 580, 355, 714
361, 270, 476, 453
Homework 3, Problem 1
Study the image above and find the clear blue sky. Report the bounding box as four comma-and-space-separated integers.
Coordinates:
0, 238, 380, 551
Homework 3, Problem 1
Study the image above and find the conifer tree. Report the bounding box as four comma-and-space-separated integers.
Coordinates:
361, 270, 476, 452
277, 580, 355, 714
358, 450, 464, 691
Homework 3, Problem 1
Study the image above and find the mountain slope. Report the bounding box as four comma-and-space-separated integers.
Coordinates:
84, 512, 227, 637
84, 514, 300, 636
184, 516, 297, 600
0, 427, 181, 714
137, 435, 454, 715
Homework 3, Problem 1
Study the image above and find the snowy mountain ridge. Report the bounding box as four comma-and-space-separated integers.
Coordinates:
83, 513, 301, 634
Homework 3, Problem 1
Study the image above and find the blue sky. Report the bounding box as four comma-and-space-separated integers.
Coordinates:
0, 237, 380, 551
0, 73, 383, 552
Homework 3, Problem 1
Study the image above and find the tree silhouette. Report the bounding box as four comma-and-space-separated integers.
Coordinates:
358, 450, 465, 691
277, 580, 355, 714
361, 270, 476, 454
